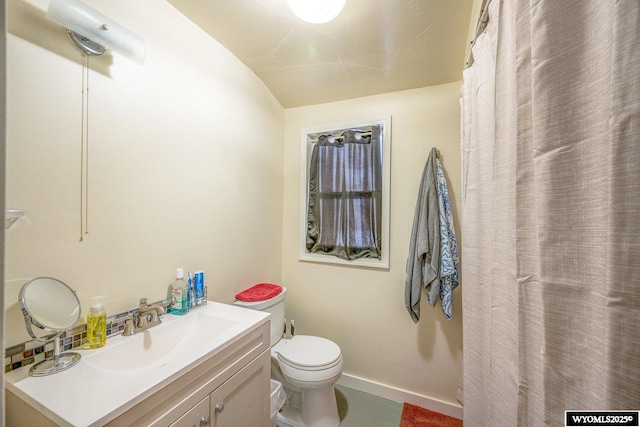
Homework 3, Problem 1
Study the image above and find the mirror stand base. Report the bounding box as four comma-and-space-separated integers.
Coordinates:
29, 352, 81, 377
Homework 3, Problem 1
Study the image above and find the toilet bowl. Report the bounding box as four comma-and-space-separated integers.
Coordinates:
274, 335, 343, 388
234, 285, 343, 427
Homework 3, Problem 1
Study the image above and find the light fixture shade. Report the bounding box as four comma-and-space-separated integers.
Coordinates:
287, 0, 346, 24
47, 0, 145, 64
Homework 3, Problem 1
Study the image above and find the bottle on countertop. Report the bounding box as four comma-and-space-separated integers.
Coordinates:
85, 296, 107, 348
188, 272, 196, 309
170, 268, 189, 315
194, 270, 205, 305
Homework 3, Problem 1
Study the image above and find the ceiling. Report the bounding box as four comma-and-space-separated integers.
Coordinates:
168, 0, 477, 108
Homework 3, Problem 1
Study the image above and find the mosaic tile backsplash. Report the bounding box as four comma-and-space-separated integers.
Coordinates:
4, 298, 170, 373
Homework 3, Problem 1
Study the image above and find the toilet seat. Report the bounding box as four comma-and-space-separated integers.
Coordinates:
275, 335, 341, 368
274, 335, 342, 370
272, 335, 344, 387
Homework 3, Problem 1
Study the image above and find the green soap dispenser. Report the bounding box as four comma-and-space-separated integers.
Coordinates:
85, 296, 107, 348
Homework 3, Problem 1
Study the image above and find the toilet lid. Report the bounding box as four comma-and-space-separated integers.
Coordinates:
235, 283, 282, 302
275, 335, 342, 368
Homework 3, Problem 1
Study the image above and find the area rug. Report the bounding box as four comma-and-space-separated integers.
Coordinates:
399, 403, 463, 427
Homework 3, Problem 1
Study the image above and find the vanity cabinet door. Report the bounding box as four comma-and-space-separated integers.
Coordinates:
210, 349, 270, 427
170, 395, 211, 427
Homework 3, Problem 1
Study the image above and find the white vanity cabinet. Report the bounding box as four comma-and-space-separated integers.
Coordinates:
106, 322, 271, 427
169, 350, 270, 427
208, 351, 270, 427
171, 396, 210, 427
5, 303, 271, 427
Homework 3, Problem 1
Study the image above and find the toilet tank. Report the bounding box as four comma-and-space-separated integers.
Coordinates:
234, 287, 286, 346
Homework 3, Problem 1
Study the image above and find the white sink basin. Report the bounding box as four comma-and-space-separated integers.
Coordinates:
83, 311, 239, 373
5, 301, 270, 427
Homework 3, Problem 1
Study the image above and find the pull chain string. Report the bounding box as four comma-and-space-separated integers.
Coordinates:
80, 55, 87, 241
79, 55, 90, 241
85, 56, 90, 237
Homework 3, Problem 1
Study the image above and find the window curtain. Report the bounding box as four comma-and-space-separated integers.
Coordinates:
306, 126, 382, 260
461, 1, 640, 425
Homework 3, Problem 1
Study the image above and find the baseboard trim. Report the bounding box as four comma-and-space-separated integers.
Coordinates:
336, 373, 463, 420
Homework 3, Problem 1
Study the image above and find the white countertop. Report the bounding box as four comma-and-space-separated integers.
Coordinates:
5, 301, 269, 427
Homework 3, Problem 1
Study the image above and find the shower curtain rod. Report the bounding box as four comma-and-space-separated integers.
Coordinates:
466, 0, 493, 68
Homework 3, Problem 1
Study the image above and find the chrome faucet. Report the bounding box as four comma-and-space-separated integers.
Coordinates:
123, 298, 165, 336
138, 298, 164, 325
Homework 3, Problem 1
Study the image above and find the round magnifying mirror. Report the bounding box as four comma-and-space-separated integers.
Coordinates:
19, 277, 82, 376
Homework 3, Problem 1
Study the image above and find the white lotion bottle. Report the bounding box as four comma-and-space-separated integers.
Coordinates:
170, 268, 189, 315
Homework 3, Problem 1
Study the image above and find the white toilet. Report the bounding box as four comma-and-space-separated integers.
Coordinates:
234, 284, 343, 427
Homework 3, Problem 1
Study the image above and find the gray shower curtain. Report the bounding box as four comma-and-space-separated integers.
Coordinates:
461, 1, 640, 425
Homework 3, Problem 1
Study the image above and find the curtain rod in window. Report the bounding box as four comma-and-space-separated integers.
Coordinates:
309, 130, 373, 143
466, 0, 492, 68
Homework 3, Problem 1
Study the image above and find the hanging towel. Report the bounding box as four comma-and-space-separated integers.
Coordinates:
404, 148, 441, 323
435, 157, 459, 319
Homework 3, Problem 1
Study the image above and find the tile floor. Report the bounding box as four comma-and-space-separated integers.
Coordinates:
277, 384, 403, 427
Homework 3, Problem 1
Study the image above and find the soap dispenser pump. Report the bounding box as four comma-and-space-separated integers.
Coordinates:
85, 296, 107, 349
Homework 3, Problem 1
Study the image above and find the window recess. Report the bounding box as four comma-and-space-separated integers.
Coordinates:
299, 117, 391, 269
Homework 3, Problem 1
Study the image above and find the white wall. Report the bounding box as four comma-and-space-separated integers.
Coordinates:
282, 82, 463, 417
4, 0, 284, 346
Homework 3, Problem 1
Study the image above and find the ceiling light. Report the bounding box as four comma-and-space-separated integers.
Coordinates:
47, 0, 145, 64
287, 0, 346, 24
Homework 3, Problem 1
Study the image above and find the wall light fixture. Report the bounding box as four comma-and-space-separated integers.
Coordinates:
47, 0, 145, 64
287, 0, 346, 24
